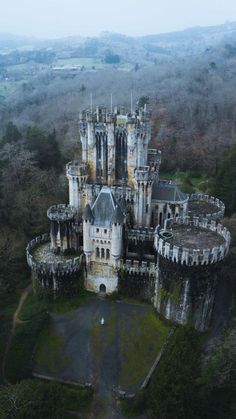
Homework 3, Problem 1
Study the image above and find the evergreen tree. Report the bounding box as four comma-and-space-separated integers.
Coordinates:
147, 327, 201, 419
1, 122, 22, 145
213, 142, 236, 214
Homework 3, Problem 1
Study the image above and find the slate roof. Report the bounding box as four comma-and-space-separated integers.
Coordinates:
92, 186, 124, 227
111, 205, 124, 224
152, 180, 187, 203
82, 203, 94, 221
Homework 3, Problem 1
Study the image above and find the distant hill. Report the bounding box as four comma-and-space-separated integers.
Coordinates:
1, 21, 236, 55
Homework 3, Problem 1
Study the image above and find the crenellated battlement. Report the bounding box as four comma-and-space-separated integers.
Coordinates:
188, 193, 225, 220
79, 106, 151, 125
66, 161, 89, 178
128, 227, 155, 242
134, 165, 158, 184
47, 204, 77, 222
121, 259, 156, 276
26, 234, 82, 277
154, 216, 230, 266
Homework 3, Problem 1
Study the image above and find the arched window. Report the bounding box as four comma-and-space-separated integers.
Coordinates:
101, 248, 105, 258
96, 247, 100, 258
106, 249, 110, 259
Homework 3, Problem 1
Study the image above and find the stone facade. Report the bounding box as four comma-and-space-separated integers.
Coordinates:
26, 104, 230, 330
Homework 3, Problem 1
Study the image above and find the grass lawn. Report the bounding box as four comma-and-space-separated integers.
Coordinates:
52, 289, 96, 313
5, 312, 48, 382
119, 310, 170, 388
35, 320, 69, 374
19, 289, 96, 321
0, 292, 19, 383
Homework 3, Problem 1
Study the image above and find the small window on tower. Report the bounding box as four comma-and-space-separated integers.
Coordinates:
104, 229, 107, 234
96, 228, 99, 233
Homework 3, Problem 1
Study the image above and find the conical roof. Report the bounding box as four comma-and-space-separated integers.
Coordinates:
82, 203, 94, 221
111, 204, 124, 224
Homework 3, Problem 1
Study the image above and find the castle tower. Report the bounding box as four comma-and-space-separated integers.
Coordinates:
106, 113, 116, 185
66, 161, 89, 215
78, 106, 153, 189
154, 217, 231, 331
47, 204, 77, 254
82, 203, 94, 264
111, 205, 124, 266
134, 167, 153, 227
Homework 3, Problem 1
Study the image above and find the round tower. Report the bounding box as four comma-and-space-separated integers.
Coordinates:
111, 205, 124, 266
47, 204, 77, 254
154, 216, 231, 331
66, 161, 89, 214
82, 203, 94, 263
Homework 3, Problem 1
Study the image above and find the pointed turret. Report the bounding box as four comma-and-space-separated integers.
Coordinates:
111, 205, 124, 225
82, 203, 94, 222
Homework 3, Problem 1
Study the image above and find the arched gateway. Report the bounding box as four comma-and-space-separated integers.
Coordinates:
99, 284, 106, 293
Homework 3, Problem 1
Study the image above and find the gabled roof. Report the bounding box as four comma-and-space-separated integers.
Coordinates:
92, 186, 121, 227
152, 180, 187, 203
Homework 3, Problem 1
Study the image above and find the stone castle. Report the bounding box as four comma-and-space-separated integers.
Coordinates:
27, 105, 230, 331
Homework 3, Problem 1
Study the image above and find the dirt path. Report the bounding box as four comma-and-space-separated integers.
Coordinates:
2, 283, 32, 383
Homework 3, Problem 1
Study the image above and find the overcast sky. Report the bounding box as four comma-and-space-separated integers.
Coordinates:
1, 0, 236, 39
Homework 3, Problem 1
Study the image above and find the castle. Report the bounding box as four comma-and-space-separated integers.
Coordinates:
27, 105, 230, 331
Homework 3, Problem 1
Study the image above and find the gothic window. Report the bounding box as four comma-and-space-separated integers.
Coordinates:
106, 249, 110, 259
96, 228, 99, 233
101, 248, 105, 258
96, 247, 100, 258
104, 229, 107, 234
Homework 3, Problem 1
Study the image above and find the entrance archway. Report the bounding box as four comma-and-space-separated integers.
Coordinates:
99, 284, 106, 293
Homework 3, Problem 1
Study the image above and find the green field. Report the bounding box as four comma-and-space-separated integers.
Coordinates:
160, 170, 210, 194
56, 57, 105, 69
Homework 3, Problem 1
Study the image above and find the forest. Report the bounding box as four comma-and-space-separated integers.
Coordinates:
0, 23, 236, 418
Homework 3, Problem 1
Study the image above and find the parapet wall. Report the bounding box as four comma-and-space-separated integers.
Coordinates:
128, 227, 155, 242
188, 193, 225, 220
78, 107, 151, 125
66, 161, 89, 178
154, 217, 230, 266
26, 234, 83, 276
121, 259, 156, 276
47, 204, 77, 222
